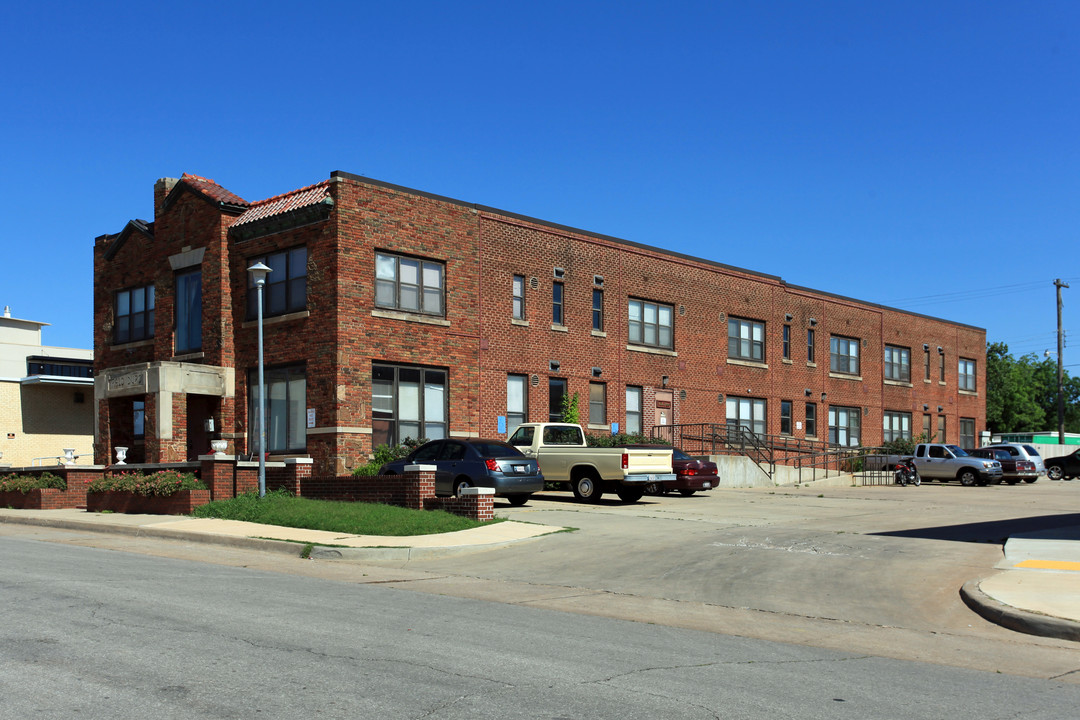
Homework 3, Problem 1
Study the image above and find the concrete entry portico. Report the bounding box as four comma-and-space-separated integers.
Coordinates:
95, 361, 235, 464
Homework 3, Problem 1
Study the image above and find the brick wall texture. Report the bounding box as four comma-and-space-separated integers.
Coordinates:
93, 172, 987, 476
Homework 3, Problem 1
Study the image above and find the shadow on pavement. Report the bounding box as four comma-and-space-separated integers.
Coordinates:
872, 513, 1080, 544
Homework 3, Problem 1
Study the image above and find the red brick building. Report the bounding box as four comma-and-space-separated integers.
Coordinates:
93, 172, 986, 475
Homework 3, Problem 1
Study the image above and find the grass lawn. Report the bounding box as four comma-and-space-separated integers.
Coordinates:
190, 490, 501, 536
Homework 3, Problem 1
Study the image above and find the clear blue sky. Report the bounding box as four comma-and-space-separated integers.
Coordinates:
2, 1, 1076, 364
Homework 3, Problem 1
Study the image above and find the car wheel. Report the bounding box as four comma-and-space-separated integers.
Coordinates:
1047, 464, 1065, 481
506, 494, 530, 507
453, 478, 472, 497
958, 469, 977, 487
643, 482, 662, 496
572, 473, 602, 503
678, 489, 697, 497
616, 487, 644, 503
1005, 478, 1020, 485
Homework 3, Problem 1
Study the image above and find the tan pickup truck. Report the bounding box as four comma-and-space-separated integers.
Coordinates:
507, 422, 675, 503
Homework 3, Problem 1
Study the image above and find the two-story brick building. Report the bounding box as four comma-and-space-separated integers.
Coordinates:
93, 172, 986, 476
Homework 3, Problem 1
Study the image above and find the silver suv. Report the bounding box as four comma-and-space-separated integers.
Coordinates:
981, 443, 1045, 482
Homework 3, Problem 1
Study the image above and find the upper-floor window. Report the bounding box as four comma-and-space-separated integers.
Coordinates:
249, 247, 308, 319
512, 275, 526, 320
782, 324, 791, 360
807, 328, 816, 363
552, 281, 564, 325
375, 251, 444, 316
924, 346, 931, 381
959, 358, 977, 391
115, 285, 155, 344
27, 357, 93, 378
939, 349, 946, 382
628, 299, 673, 349
884, 346, 910, 382
175, 269, 202, 354
592, 289, 604, 331
728, 317, 764, 362
830, 336, 860, 375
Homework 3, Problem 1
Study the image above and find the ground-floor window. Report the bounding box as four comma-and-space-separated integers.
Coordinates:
805, 402, 817, 438
828, 405, 861, 447
780, 400, 792, 435
959, 417, 975, 449
883, 411, 912, 443
507, 374, 527, 436
726, 396, 766, 437
372, 363, 447, 448
549, 378, 567, 421
249, 365, 306, 453
589, 382, 606, 426
626, 386, 643, 435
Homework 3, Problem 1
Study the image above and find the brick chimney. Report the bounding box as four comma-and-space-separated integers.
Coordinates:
154, 177, 179, 219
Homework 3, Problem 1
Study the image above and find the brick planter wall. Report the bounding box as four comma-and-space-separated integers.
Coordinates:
86, 489, 212, 515
0, 489, 69, 510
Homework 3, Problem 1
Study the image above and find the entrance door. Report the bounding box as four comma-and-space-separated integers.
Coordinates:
185, 395, 215, 461
654, 390, 673, 429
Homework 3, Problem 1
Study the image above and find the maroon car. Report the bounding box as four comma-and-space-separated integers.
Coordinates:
967, 448, 1034, 485
644, 448, 719, 496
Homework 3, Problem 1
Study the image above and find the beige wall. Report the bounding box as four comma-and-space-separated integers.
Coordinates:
0, 381, 94, 467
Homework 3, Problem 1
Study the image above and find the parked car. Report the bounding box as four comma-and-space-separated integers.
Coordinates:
643, 448, 719, 496
967, 448, 1035, 484
980, 443, 1046, 482
377, 438, 544, 505
912, 443, 1003, 486
1045, 449, 1080, 481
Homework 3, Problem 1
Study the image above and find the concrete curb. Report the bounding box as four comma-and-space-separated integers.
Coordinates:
960, 579, 1080, 643
0, 514, 550, 562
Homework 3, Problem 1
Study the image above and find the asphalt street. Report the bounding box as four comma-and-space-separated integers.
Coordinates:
4, 534, 1080, 719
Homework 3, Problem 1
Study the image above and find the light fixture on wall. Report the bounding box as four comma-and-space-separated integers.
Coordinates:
549, 360, 560, 372
937, 346, 944, 354
821, 392, 827, 402
661, 376, 669, 387
923, 404, 929, 411
805, 388, 812, 396
247, 261, 272, 497
938, 406, 944, 412
809, 318, 818, 326
785, 313, 793, 322
591, 367, 602, 377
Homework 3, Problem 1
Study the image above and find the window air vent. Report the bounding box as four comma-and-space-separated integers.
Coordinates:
530, 374, 539, 387
530, 277, 539, 290
679, 305, 686, 316
679, 390, 687, 400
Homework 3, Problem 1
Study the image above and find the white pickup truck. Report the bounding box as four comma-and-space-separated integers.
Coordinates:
507, 422, 675, 503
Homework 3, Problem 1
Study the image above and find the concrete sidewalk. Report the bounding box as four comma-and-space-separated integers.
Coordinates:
0, 508, 565, 562
960, 526, 1080, 643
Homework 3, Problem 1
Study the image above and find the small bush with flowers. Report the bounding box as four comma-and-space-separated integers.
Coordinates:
88, 470, 206, 497
0, 472, 66, 494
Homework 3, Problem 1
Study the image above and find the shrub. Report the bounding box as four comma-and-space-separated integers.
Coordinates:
586, 432, 670, 448
0, 472, 66, 494
88, 470, 206, 497
352, 438, 426, 476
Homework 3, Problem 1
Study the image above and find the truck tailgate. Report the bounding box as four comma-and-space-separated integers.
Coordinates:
625, 448, 674, 475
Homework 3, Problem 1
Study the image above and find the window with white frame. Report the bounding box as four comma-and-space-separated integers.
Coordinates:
830, 336, 860, 375
507, 374, 527, 436
626, 386, 642, 435
883, 411, 912, 443
828, 405, 861, 447
726, 396, 766, 436
884, 346, 910, 382
728, 317, 765, 362
375, 252, 444, 316
959, 358, 976, 391
628, 299, 673, 349
512, 275, 525, 320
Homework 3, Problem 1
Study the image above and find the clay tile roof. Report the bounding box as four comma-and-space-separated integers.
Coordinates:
179, 172, 248, 207
232, 181, 332, 227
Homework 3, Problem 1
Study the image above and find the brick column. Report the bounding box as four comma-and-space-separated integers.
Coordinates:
403, 464, 437, 510
200, 455, 235, 500
283, 458, 312, 496
458, 487, 495, 521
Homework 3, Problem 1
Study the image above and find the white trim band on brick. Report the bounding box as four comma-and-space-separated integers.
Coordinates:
404, 464, 437, 472
306, 427, 371, 435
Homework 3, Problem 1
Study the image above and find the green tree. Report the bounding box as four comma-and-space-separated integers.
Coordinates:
986, 341, 1079, 434
560, 391, 581, 424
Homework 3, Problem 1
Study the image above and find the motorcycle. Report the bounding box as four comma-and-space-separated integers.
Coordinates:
894, 458, 920, 486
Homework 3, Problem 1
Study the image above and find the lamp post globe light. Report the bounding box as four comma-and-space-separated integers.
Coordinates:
247, 262, 272, 497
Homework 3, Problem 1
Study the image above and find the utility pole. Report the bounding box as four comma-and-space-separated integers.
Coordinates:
1054, 279, 1069, 444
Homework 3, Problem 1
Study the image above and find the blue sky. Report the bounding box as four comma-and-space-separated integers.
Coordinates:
2, 1, 1076, 364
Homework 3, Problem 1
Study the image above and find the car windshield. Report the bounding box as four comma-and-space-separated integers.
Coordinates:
947, 445, 969, 457
469, 441, 524, 458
